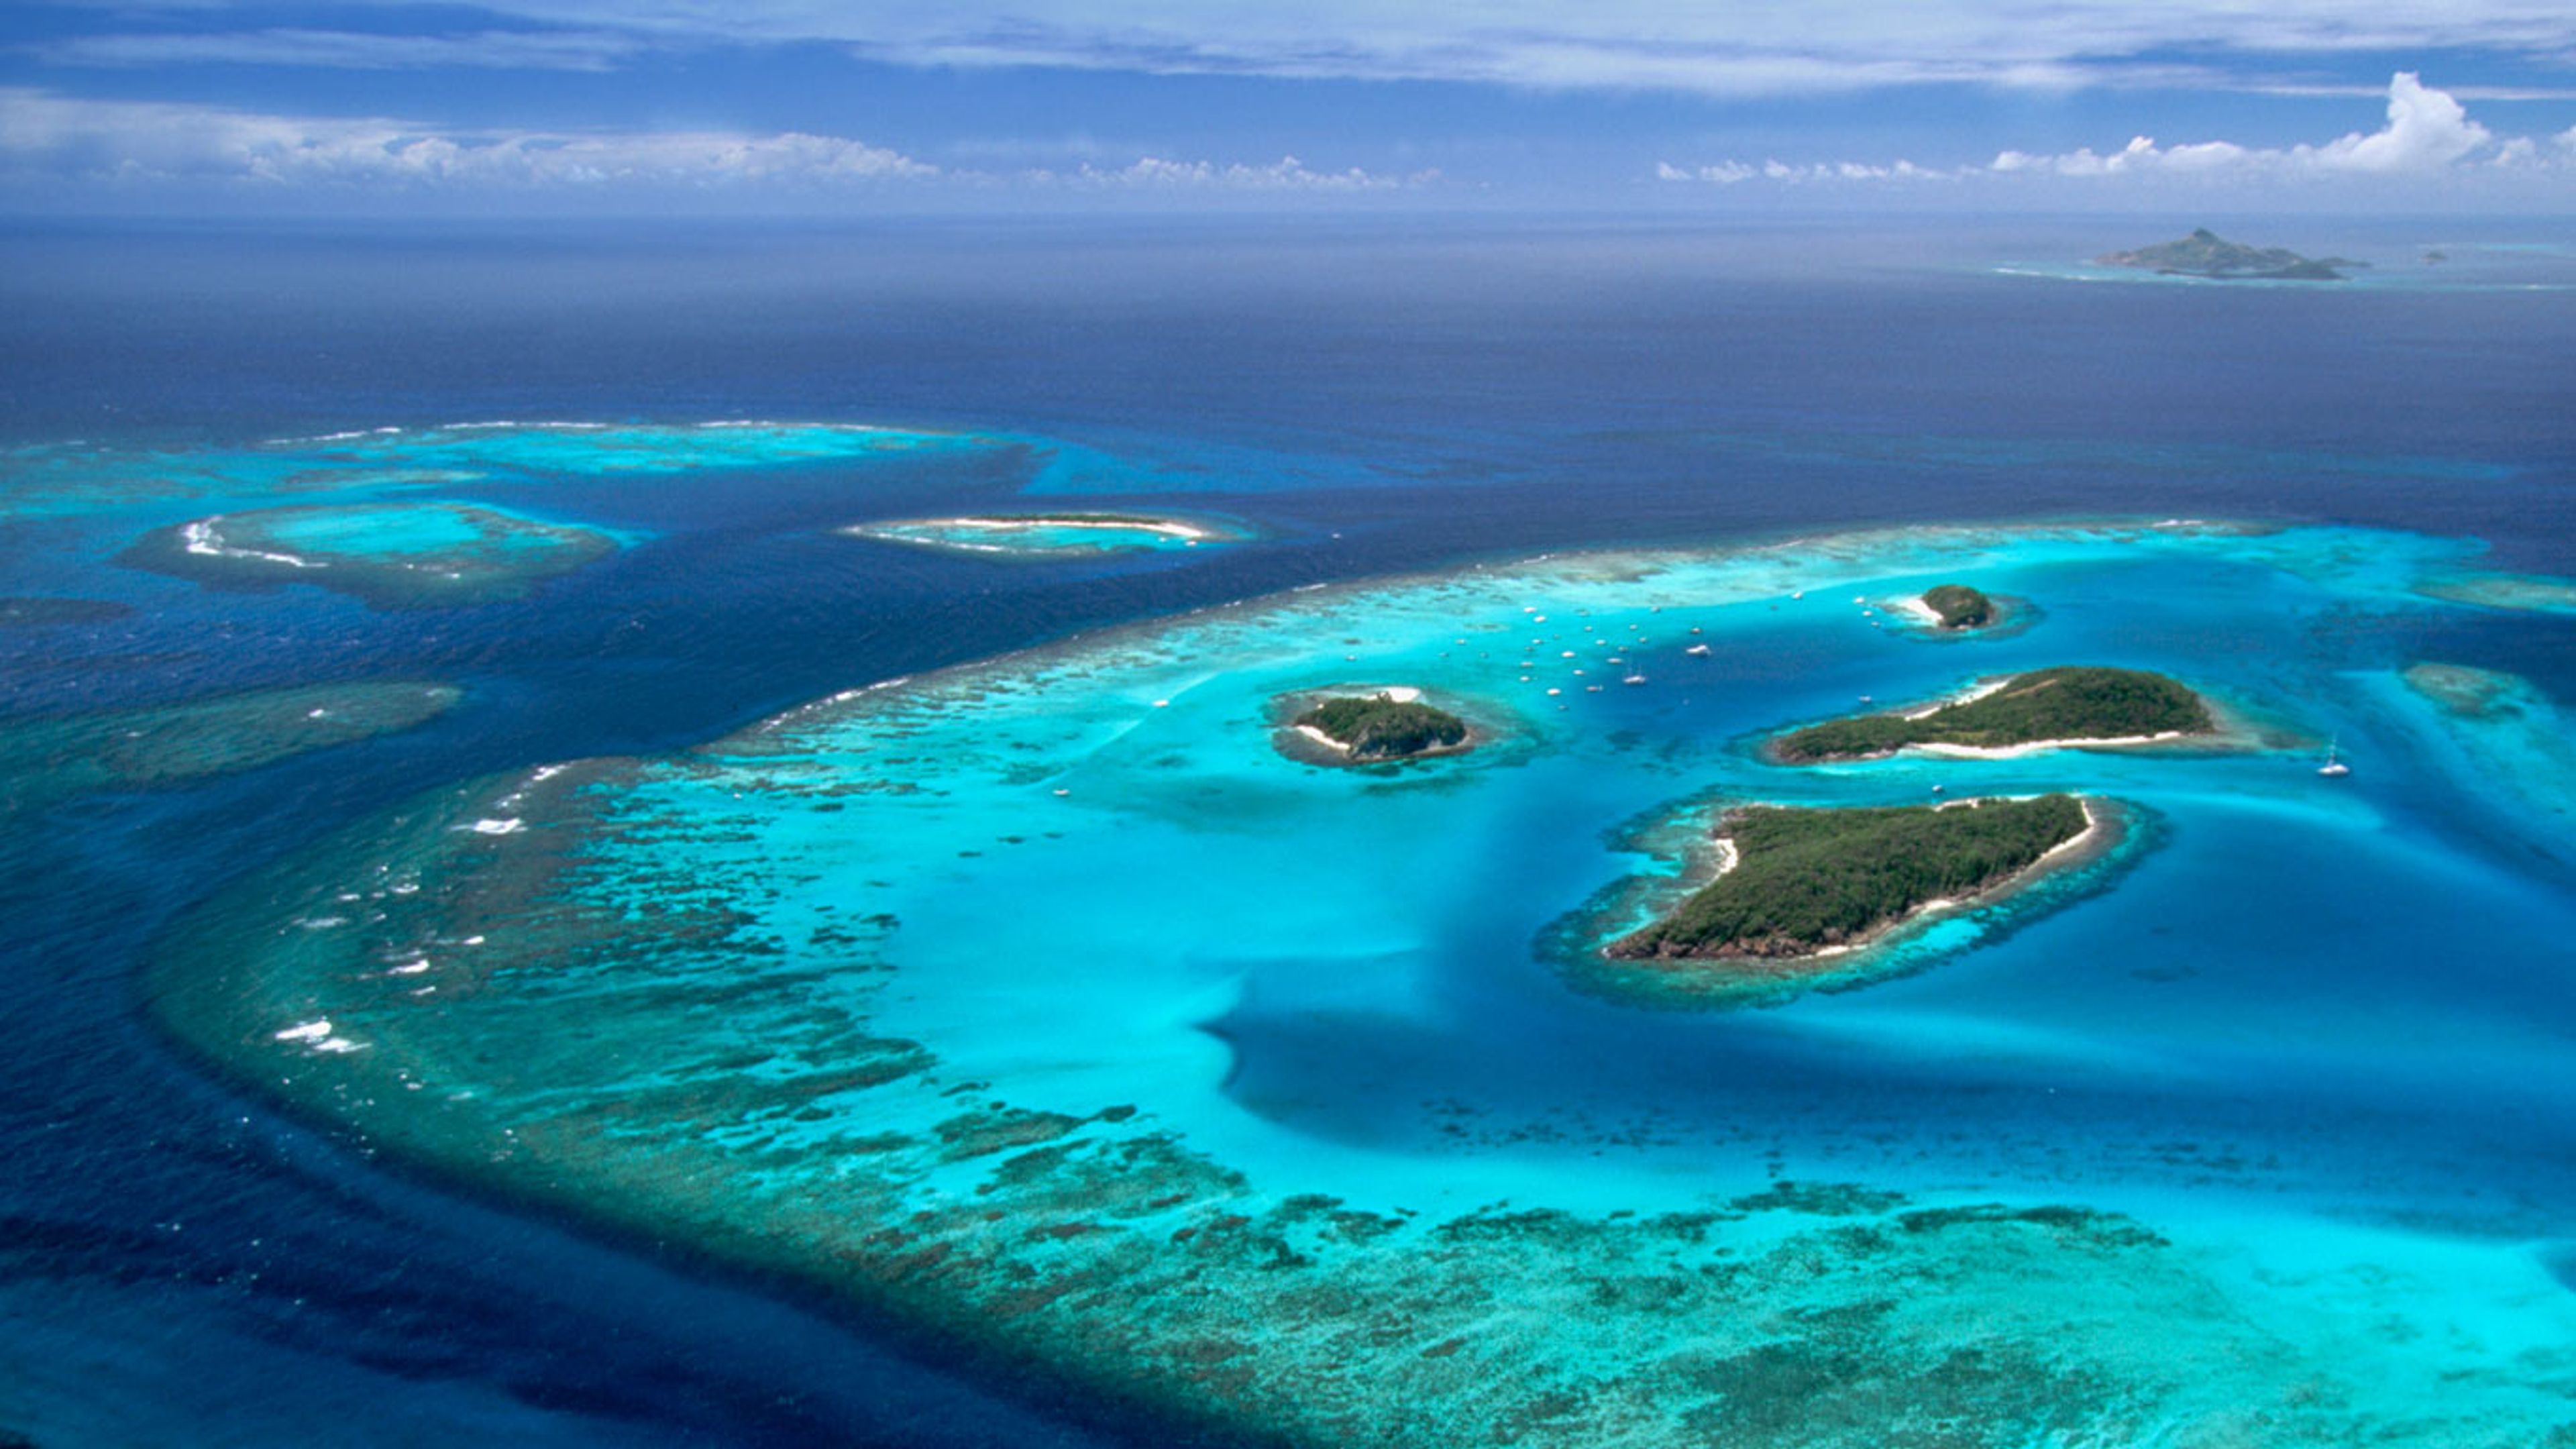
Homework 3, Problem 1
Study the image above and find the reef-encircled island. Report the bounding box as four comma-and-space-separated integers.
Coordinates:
142, 519, 2576, 1449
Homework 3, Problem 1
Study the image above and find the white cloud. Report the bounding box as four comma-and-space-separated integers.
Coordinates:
1665, 72, 2569, 189
1988, 137, 2253, 177
34, 28, 648, 72
0, 89, 1428, 200
1658, 158, 1954, 184
1040, 154, 1432, 191
2293, 71, 2491, 172
1996, 72, 2498, 178
174, 0, 2576, 96
0, 89, 934, 187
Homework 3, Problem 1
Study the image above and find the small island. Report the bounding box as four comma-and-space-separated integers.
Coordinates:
2096, 228, 2365, 282
1775, 665, 2211, 762
1291, 690, 1471, 762
846, 511, 1248, 559
1610, 794, 2094, 961
1917, 583, 1994, 630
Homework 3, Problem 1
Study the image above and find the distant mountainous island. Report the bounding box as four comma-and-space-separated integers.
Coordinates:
2096, 228, 2367, 281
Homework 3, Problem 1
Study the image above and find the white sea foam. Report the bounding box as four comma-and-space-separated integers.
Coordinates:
461, 818, 524, 835
1901, 678, 2010, 720
262, 426, 403, 445
433, 419, 612, 437
180, 517, 321, 570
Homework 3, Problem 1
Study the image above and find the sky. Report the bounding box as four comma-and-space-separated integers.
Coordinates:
2, 1, 2574, 213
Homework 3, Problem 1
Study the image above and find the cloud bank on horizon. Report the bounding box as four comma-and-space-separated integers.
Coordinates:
0, 0, 2571, 209
1660, 72, 2576, 188
0, 87, 1435, 195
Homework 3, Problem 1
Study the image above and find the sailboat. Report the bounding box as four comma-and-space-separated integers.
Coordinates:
2318, 738, 2351, 777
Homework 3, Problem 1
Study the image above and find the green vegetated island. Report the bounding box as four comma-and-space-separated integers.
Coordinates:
1775, 666, 2212, 763
1292, 692, 1471, 761
1611, 794, 2093, 963
2096, 228, 2366, 282
1919, 582, 1994, 629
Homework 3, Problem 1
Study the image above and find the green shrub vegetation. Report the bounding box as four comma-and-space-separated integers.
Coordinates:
1921, 583, 1994, 629
1295, 694, 1470, 759
1776, 666, 2208, 762
1613, 794, 2090, 958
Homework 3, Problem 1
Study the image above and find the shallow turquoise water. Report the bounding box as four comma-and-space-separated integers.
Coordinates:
8, 217, 2573, 1444
0, 419, 973, 523
135, 500, 625, 607
264, 420, 969, 486
149, 516, 2576, 1446
259, 504, 492, 557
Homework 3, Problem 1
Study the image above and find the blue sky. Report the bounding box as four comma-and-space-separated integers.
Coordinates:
3, 1, 2573, 212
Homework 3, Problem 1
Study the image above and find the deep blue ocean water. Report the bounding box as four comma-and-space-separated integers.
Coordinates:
3, 214, 2573, 1446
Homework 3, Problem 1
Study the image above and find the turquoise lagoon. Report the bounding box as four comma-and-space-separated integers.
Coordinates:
125, 501, 622, 608
150, 519, 2576, 1447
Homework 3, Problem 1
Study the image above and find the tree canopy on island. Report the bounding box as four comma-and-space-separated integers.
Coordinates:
1613, 794, 2090, 959
1776, 666, 2208, 762
2094, 229, 2363, 281
1296, 694, 1469, 759
1921, 583, 1993, 629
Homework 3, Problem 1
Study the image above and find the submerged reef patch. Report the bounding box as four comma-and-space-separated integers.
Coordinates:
2, 420, 973, 523
146, 759, 2546, 1449
2382, 663, 2576, 875
2404, 662, 2528, 718
846, 511, 1251, 560
144, 519, 2576, 1448
1, 680, 457, 818
2414, 572, 2576, 616
122, 502, 620, 608
272, 419, 951, 472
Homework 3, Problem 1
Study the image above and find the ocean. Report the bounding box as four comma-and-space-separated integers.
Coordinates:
3, 214, 2572, 1447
